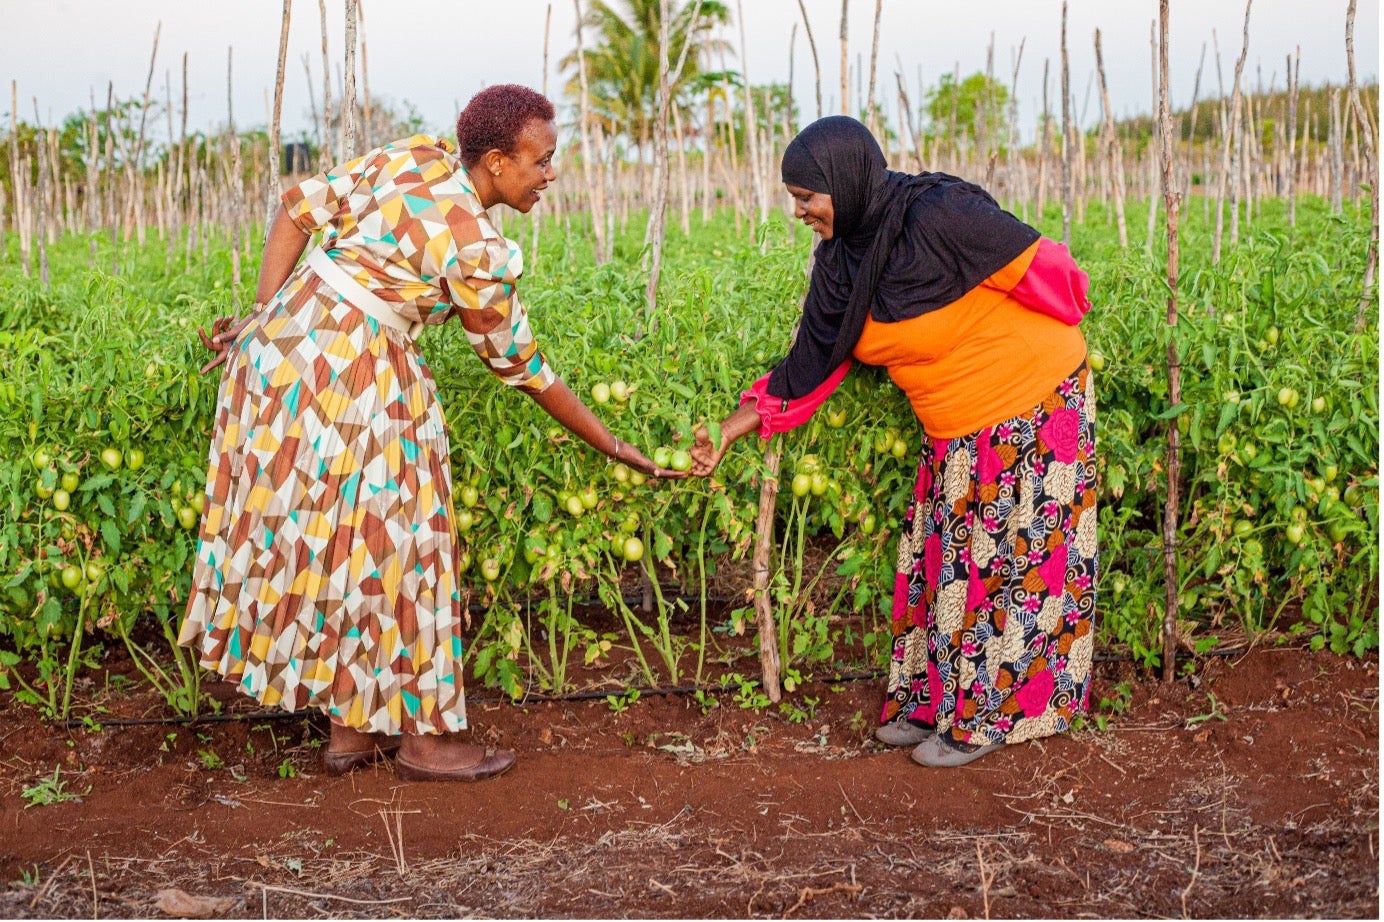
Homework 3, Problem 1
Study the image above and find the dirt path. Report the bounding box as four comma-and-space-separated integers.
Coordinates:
0, 646, 1377, 918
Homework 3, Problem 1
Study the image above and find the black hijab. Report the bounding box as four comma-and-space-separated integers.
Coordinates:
766, 116, 1039, 400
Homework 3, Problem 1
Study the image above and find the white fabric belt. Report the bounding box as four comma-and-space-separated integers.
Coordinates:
306, 247, 425, 339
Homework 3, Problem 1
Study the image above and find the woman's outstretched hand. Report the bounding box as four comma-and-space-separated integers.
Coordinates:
196, 313, 254, 375
690, 425, 727, 477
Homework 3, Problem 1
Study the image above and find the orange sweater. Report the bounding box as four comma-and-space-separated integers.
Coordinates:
852, 241, 1087, 439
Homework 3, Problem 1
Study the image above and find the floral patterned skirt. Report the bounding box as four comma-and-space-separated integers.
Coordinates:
881, 362, 1098, 747
177, 265, 469, 736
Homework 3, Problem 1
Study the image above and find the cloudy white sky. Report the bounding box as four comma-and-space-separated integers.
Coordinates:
3, 0, 1378, 145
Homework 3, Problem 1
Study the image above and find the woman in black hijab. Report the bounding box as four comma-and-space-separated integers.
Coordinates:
691, 116, 1098, 768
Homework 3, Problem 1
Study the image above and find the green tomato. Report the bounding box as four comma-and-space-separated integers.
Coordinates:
653, 446, 673, 469
1285, 522, 1306, 545
52, 489, 71, 512
457, 551, 472, 574
460, 485, 479, 508
826, 408, 848, 428
125, 448, 145, 470
1323, 463, 1339, 483
1086, 350, 1106, 372
611, 462, 631, 484
1242, 538, 1264, 559
1217, 432, 1237, 455
1276, 387, 1294, 407
1232, 519, 1254, 539
60, 565, 83, 590
565, 495, 585, 517
85, 561, 104, 584
177, 505, 199, 530
1223, 390, 1241, 404
1265, 325, 1280, 345
1328, 519, 1351, 544
100, 447, 123, 470
192, 492, 207, 514
620, 514, 641, 535
32, 448, 53, 469
629, 470, 648, 487
35, 479, 54, 499
480, 557, 501, 582
579, 485, 599, 510
891, 438, 909, 460
456, 509, 475, 533
1240, 442, 1258, 462
590, 382, 611, 404
790, 473, 812, 498
860, 513, 877, 535
621, 536, 645, 563
609, 380, 630, 402
1311, 396, 1327, 414
669, 450, 692, 472
809, 472, 829, 496
1343, 484, 1364, 507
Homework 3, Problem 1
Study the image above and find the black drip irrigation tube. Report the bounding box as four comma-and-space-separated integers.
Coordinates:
60, 646, 1254, 730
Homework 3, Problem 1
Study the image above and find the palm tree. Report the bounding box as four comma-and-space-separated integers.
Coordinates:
563, 0, 732, 155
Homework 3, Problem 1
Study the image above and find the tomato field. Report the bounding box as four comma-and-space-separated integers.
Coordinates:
0, 191, 1376, 723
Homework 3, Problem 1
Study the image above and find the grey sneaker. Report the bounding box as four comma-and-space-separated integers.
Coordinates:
910, 733, 1003, 767
874, 721, 934, 746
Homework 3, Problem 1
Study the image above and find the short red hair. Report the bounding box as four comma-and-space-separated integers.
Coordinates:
455, 84, 556, 167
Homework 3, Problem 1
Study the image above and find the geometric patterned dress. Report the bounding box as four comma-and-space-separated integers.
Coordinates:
881, 363, 1098, 747
178, 135, 553, 735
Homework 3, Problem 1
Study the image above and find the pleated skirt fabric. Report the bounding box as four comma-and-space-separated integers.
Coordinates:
178, 265, 468, 735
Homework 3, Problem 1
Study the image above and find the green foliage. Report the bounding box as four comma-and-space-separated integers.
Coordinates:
922, 71, 1011, 144
0, 192, 1375, 724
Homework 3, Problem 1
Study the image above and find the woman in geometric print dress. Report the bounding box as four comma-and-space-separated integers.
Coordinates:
181, 85, 680, 782
690, 116, 1097, 767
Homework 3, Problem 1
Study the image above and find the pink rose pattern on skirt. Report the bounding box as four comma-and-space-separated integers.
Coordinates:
881, 363, 1098, 748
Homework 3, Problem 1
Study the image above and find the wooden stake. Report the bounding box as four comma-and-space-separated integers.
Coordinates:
1345, 0, 1378, 328
1059, 2, 1072, 245
865, 0, 882, 135
1094, 29, 1128, 248
1157, 0, 1183, 685
1212, 0, 1252, 265
343, 0, 359, 158
317, 0, 333, 167
265, 0, 292, 235
795, 0, 822, 121
838, 0, 849, 116
752, 445, 783, 703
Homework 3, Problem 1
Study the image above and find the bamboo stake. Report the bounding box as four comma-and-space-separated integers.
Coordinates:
752, 445, 783, 703
795, 0, 822, 121
1157, 0, 1182, 685
737, 0, 766, 229
343, 0, 359, 158
265, 0, 292, 235
1345, 0, 1378, 329
1059, 2, 1071, 245
1094, 29, 1127, 248
1212, 0, 1252, 264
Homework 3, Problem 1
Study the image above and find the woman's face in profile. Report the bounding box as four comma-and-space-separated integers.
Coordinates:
494, 119, 558, 213
785, 184, 834, 239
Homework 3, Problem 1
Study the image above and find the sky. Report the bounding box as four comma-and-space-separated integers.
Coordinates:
2, 0, 1378, 147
